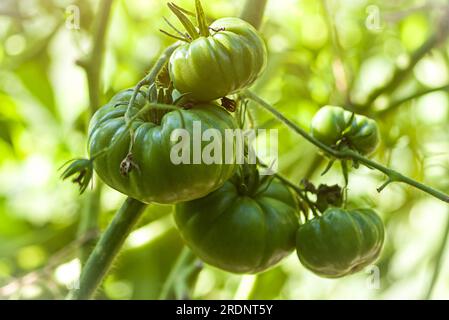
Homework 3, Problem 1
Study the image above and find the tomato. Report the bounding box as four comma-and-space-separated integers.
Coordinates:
169, 17, 267, 102
174, 172, 299, 274
311, 106, 380, 156
88, 89, 238, 204
296, 207, 385, 278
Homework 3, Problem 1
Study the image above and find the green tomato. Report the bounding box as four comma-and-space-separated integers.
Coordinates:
311, 105, 380, 156
88, 89, 238, 204
175, 177, 299, 274
296, 207, 385, 278
169, 17, 267, 102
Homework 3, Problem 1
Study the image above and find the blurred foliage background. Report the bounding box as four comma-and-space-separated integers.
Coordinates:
1, 0, 449, 300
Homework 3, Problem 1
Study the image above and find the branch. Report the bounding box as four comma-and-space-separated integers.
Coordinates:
361, 8, 449, 108
376, 84, 449, 117
126, 42, 181, 117
243, 90, 449, 204
77, 183, 102, 264
71, 198, 146, 300
78, 0, 114, 113
240, 0, 268, 30
124, 42, 181, 152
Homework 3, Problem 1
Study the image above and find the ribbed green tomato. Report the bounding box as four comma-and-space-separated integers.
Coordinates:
311, 106, 380, 156
169, 17, 267, 102
296, 207, 385, 278
175, 177, 299, 274
88, 89, 238, 204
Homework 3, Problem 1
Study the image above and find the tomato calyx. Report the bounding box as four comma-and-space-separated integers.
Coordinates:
141, 69, 190, 125
60, 158, 94, 194
288, 179, 344, 221
162, 1, 225, 43
231, 163, 275, 197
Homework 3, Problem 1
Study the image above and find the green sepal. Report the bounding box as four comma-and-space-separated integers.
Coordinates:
321, 158, 335, 176
60, 158, 93, 194
341, 160, 349, 187
169, 2, 195, 17
195, 0, 209, 37
159, 29, 189, 42
167, 2, 198, 40
315, 184, 343, 212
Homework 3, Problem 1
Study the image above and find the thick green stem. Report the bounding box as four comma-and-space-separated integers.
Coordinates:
240, 0, 268, 30
424, 211, 449, 299
78, 182, 102, 263
72, 198, 147, 300
72, 42, 180, 300
244, 90, 449, 204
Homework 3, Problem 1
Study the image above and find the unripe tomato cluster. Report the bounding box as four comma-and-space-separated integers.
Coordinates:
80, 1, 386, 279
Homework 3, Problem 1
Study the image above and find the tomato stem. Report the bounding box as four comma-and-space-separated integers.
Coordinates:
240, 0, 268, 29
272, 171, 318, 219
124, 42, 181, 153
70, 198, 146, 299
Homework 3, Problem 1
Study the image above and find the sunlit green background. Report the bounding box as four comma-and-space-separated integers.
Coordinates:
1, 0, 449, 300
